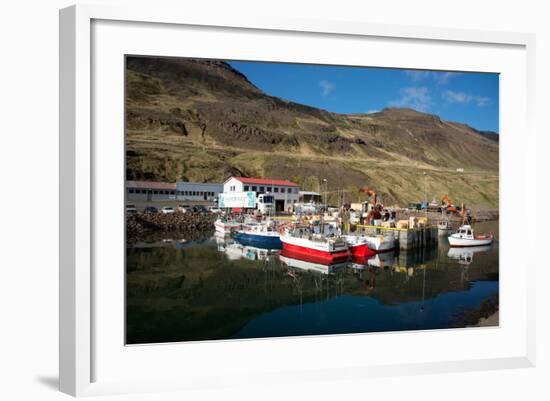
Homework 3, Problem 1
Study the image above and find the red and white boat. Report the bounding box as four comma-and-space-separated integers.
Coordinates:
279, 225, 349, 264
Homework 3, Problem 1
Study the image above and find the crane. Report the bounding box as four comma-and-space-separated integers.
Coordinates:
441, 194, 460, 214
360, 187, 377, 207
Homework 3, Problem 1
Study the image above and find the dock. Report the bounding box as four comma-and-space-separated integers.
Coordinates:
355, 224, 438, 251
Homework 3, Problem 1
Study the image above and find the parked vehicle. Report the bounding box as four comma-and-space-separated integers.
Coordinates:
143, 206, 158, 214
177, 204, 192, 213
161, 206, 175, 214
126, 204, 137, 214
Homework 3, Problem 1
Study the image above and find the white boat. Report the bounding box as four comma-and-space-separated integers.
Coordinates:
363, 234, 396, 252
437, 220, 453, 236
214, 218, 241, 234
448, 224, 493, 247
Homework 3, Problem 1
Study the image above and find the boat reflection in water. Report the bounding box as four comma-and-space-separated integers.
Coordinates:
126, 220, 499, 344
279, 248, 347, 275
447, 245, 492, 266
216, 234, 280, 261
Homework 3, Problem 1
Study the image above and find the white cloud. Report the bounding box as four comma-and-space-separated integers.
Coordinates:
404, 70, 460, 85
319, 80, 335, 97
389, 87, 431, 112
404, 71, 432, 82
443, 90, 490, 106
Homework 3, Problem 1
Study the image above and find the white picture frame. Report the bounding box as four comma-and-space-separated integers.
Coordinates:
59, 4, 536, 397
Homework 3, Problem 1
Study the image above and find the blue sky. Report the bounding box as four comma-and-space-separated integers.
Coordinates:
229, 61, 499, 133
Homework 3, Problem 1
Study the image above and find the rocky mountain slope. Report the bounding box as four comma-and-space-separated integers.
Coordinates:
125, 56, 499, 207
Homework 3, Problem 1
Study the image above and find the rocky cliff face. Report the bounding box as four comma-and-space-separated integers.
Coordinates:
125, 56, 499, 207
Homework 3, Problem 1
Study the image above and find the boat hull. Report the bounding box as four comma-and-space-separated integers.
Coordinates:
233, 232, 282, 249
348, 243, 376, 259
365, 236, 396, 253
448, 236, 493, 247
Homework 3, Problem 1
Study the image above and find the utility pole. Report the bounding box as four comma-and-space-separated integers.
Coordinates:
323, 179, 328, 211
423, 171, 428, 219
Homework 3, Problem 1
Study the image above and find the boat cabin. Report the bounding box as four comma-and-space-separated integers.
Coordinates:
456, 225, 474, 238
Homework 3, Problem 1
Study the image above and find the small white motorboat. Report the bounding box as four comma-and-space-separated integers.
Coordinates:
448, 224, 493, 247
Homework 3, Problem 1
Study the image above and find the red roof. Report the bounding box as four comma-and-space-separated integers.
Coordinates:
126, 181, 176, 190
232, 177, 299, 187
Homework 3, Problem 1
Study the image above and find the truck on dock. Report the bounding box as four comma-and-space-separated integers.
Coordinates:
218, 191, 275, 214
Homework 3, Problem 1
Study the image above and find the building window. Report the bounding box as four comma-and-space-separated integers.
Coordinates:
259, 186, 264, 192
252, 186, 257, 191
244, 185, 249, 191
267, 187, 272, 192
170, 191, 175, 195
287, 188, 291, 193
274, 187, 279, 193
153, 190, 159, 195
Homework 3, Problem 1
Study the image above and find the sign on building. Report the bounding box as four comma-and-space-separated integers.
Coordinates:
218, 192, 256, 208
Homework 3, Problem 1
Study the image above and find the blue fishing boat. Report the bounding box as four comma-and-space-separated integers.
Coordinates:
233, 222, 282, 250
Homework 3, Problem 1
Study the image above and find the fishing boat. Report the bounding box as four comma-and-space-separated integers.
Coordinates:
233, 221, 282, 249
437, 220, 453, 236
214, 218, 241, 234
362, 234, 396, 253
342, 235, 377, 258
279, 225, 349, 264
448, 224, 493, 247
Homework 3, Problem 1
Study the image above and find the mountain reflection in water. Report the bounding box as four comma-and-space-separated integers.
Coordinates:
126, 221, 499, 344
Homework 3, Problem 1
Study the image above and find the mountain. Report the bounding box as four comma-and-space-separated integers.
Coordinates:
125, 56, 499, 207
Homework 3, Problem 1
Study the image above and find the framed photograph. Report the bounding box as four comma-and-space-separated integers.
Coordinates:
60, 4, 536, 396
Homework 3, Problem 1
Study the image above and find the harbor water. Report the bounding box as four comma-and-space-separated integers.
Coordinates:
126, 221, 499, 344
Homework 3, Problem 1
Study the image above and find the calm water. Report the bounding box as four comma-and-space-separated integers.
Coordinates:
126, 221, 499, 344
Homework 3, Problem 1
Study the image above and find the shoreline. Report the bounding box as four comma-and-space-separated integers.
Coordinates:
475, 311, 499, 327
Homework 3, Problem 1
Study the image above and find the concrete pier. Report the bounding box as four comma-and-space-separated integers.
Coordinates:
355, 225, 438, 251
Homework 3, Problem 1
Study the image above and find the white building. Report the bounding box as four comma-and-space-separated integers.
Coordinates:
176, 181, 223, 202
222, 177, 300, 212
